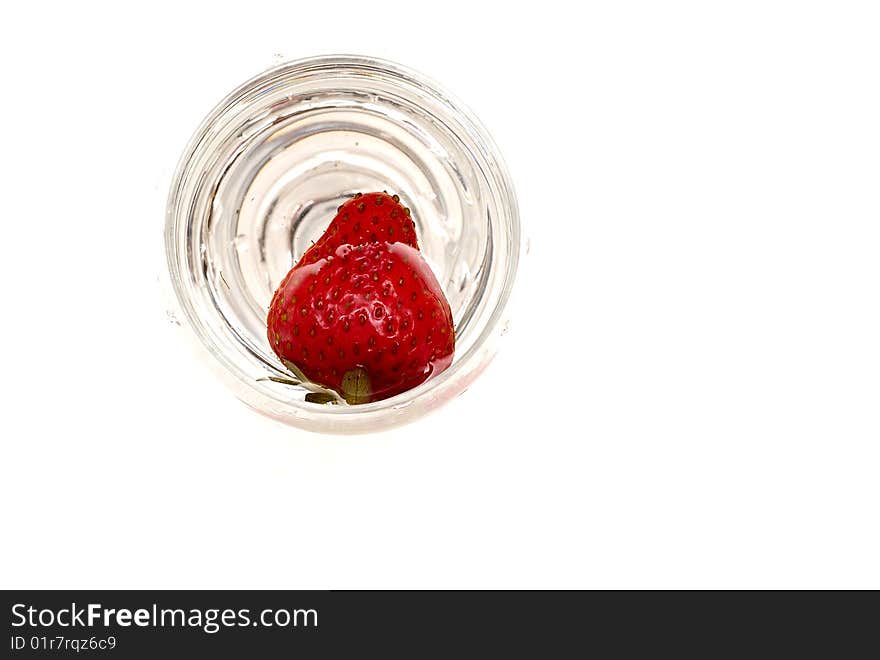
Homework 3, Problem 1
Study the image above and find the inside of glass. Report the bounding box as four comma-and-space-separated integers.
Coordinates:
201, 84, 493, 393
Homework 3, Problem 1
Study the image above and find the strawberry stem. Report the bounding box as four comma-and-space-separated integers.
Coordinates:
341, 367, 372, 405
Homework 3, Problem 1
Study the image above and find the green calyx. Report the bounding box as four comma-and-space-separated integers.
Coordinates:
260, 360, 371, 406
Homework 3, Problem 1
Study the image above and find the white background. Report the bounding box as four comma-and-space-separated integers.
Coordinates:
2, 1, 878, 588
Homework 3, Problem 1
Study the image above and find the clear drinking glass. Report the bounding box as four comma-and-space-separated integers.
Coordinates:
165, 55, 521, 433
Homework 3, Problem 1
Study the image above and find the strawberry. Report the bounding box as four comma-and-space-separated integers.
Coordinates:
297, 191, 419, 267
267, 241, 455, 404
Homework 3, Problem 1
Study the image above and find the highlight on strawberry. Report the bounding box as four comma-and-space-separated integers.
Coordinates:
266, 192, 455, 404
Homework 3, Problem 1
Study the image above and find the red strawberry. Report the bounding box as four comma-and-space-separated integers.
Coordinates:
298, 191, 419, 266
267, 241, 454, 403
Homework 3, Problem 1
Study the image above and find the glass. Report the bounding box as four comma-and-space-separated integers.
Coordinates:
165, 55, 521, 433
